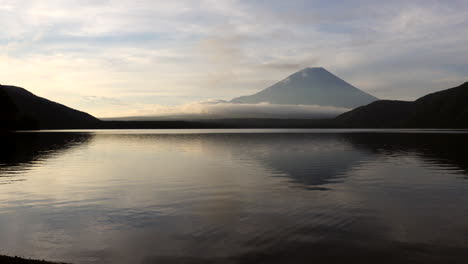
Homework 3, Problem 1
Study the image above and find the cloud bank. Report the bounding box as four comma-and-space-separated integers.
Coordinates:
104, 100, 349, 120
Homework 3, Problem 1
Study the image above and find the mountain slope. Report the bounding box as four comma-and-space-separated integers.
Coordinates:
336, 82, 468, 128
407, 82, 468, 127
232, 67, 378, 108
0, 85, 100, 130
335, 100, 414, 128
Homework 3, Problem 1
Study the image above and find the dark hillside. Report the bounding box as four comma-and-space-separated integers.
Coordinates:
335, 82, 468, 128
0, 85, 100, 130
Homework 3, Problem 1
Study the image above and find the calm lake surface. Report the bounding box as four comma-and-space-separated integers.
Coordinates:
1, 129, 468, 264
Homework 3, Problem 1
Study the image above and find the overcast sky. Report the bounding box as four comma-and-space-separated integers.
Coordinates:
1, 0, 467, 117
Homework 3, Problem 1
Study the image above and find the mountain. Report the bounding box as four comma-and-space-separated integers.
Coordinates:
336, 82, 468, 128
231, 67, 378, 108
3, 79, 467, 130
0, 85, 100, 130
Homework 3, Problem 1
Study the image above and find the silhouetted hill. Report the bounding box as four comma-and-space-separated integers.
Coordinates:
0, 85, 100, 130
335, 100, 413, 128
232, 67, 378, 108
3, 81, 468, 130
336, 82, 468, 128
408, 82, 468, 127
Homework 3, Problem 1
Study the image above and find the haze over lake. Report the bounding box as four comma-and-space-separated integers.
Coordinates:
1, 129, 468, 264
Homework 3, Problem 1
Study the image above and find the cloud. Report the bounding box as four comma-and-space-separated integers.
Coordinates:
102, 100, 349, 120
1, 0, 468, 117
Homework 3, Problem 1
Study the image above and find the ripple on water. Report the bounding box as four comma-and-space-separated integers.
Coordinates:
0, 130, 468, 263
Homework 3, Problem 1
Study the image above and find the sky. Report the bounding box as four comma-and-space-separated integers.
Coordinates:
1, 0, 467, 118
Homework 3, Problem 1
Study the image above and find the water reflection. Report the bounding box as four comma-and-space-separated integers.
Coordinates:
0, 132, 93, 183
237, 134, 372, 188
2, 132, 468, 188
346, 133, 468, 176
0, 130, 467, 264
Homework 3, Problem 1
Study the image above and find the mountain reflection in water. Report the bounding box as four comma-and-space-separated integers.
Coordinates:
0, 130, 467, 264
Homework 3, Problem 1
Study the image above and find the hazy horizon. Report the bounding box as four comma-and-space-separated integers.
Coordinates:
1, 0, 467, 118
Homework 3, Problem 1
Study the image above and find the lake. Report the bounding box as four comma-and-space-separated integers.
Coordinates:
1, 129, 468, 264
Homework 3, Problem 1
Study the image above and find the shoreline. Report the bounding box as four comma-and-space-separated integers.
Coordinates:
0, 255, 68, 264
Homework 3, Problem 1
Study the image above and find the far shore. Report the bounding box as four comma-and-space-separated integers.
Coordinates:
0, 255, 68, 264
